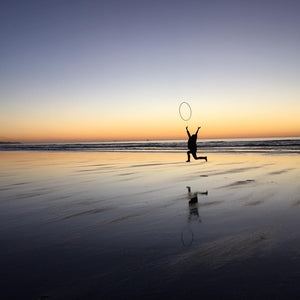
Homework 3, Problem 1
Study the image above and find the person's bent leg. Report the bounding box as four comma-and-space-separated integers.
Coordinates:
192, 152, 207, 162
198, 156, 207, 162
186, 151, 191, 162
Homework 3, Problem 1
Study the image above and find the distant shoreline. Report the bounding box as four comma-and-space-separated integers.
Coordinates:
0, 141, 21, 144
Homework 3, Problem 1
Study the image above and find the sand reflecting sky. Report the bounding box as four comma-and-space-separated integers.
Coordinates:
0, 151, 300, 299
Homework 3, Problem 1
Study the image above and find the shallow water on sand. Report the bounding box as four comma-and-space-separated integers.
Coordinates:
1, 151, 300, 299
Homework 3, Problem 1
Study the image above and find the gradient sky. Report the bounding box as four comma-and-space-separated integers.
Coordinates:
1, 0, 300, 141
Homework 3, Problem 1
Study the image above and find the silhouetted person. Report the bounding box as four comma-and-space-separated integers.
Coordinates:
186, 126, 207, 162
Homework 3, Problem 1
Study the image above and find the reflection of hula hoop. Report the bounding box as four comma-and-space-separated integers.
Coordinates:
179, 102, 192, 121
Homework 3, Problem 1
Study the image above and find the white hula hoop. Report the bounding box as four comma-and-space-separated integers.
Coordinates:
179, 101, 192, 121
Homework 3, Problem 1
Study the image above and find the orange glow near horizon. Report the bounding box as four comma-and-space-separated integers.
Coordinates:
3, 119, 299, 142
2, 99, 299, 142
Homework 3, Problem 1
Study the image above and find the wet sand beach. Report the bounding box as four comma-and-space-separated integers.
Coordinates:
1, 151, 300, 299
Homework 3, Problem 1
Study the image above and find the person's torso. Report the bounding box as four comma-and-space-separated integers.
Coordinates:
188, 135, 197, 150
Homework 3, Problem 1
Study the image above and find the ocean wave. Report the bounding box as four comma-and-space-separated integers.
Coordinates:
0, 139, 300, 153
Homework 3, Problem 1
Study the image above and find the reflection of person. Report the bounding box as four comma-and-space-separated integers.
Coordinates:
189, 205, 201, 222
186, 186, 207, 222
186, 126, 207, 162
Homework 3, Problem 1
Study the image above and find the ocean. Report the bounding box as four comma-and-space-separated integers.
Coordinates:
1, 137, 300, 153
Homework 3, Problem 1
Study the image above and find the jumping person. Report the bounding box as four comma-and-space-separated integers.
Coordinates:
186, 126, 207, 162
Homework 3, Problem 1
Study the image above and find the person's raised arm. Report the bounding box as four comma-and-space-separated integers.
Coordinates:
196, 126, 201, 135
186, 126, 191, 138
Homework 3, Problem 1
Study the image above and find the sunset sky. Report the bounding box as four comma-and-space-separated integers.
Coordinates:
1, 0, 300, 142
